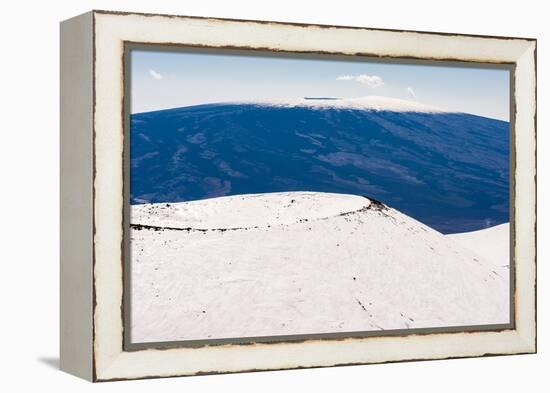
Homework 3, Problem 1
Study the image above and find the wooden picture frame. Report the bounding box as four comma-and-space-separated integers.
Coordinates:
60, 10, 536, 381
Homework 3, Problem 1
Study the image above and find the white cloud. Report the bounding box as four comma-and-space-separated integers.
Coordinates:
407, 87, 417, 100
355, 74, 384, 88
149, 69, 163, 80
336, 75, 355, 81
336, 73, 384, 88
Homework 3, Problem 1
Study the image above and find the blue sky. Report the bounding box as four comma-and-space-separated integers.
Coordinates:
130, 49, 510, 121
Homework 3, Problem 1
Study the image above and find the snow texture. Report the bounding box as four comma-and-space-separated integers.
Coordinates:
130, 192, 509, 343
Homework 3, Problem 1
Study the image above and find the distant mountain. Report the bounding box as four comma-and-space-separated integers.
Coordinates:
130, 97, 509, 234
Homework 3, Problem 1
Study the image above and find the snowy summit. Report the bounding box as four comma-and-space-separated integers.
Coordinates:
236, 96, 449, 113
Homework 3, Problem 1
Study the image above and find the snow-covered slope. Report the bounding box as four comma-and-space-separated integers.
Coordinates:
130, 192, 509, 343
236, 96, 448, 113
447, 223, 510, 269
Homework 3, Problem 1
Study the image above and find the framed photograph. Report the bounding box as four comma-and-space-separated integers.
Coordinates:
60, 10, 537, 381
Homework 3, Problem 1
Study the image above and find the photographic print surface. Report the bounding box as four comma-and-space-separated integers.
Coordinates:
127, 48, 511, 345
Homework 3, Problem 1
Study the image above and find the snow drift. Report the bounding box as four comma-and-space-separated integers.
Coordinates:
447, 223, 510, 273
130, 192, 509, 343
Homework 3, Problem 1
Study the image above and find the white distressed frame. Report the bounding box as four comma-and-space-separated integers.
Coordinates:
61, 10, 536, 381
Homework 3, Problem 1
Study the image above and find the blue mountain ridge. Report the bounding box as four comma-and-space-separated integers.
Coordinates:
130, 102, 509, 234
